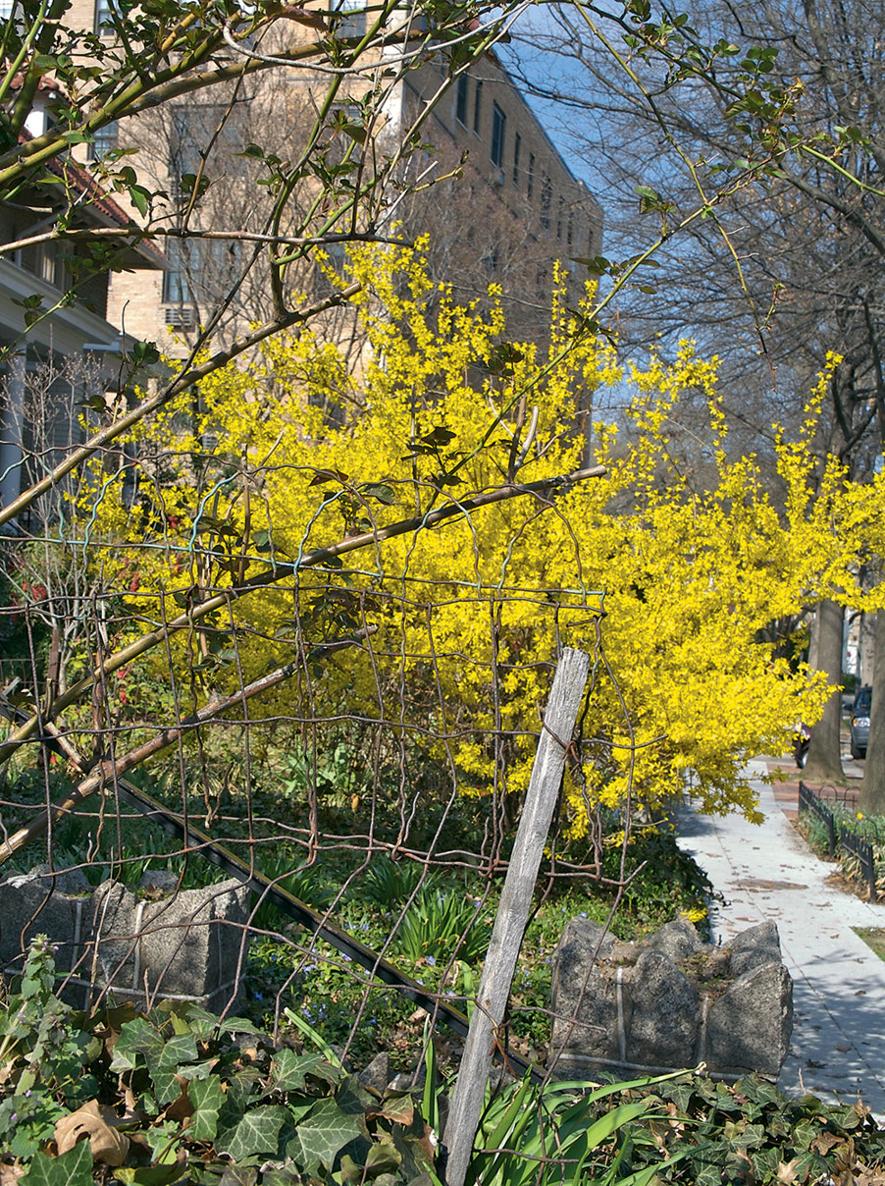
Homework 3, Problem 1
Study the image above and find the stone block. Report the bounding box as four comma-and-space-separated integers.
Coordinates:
0, 870, 88, 979
706, 962, 793, 1076
91, 877, 250, 1010
550, 918, 621, 1074
550, 915, 792, 1080
726, 920, 783, 979
646, 916, 703, 963
628, 950, 699, 1067
0, 870, 250, 1012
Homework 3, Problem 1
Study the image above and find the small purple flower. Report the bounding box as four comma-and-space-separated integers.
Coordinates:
425, 955, 436, 967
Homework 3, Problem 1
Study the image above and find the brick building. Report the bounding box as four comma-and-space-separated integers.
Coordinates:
42, 0, 600, 352
6, 0, 600, 359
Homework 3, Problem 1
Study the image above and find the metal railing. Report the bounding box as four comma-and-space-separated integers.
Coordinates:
798, 781, 878, 901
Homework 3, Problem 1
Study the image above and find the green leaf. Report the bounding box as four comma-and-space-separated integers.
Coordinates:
114, 1166, 187, 1186
148, 1033, 199, 1105
128, 184, 151, 216
271, 1049, 338, 1093
144, 1120, 181, 1164
131, 339, 160, 366
188, 1074, 225, 1141
23, 1140, 93, 1186
421, 426, 456, 447
309, 468, 349, 486
364, 1137, 401, 1177
215, 1104, 289, 1161
283, 1008, 344, 1067
289, 1098, 364, 1172
360, 482, 396, 505
111, 1017, 164, 1071
692, 1165, 723, 1186
158, 1033, 199, 1068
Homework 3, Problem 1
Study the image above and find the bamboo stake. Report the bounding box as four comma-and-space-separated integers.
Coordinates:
442, 647, 591, 1186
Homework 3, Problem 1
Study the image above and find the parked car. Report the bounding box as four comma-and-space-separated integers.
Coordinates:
850, 685, 872, 759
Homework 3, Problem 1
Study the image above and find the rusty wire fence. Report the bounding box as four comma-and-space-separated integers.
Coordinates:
0, 414, 661, 1092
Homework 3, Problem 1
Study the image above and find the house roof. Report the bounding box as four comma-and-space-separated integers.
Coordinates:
43, 149, 167, 269
12, 123, 166, 269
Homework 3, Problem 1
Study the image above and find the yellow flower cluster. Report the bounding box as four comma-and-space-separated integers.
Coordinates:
75, 243, 883, 834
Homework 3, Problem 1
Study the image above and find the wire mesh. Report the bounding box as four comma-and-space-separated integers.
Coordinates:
0, 413, 660, 1081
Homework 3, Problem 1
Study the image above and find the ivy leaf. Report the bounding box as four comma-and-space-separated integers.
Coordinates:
364, 1136, 401, 1176
215, 1104, 289, 1161
270, 1049, 339, 1093
188, 1074, 225, 1141
113, 1166, 187, 1186
110, 1017, 164, 1071
693, 1167, 723, 1186
148, 1033, 199, 1105
288, 1097, 364, 1172
23, 1140, 93, 1186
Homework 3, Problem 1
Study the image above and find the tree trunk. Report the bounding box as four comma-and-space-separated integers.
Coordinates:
860, 609, 885, 812
803, 599, 845, 785
859, 612, 876, 687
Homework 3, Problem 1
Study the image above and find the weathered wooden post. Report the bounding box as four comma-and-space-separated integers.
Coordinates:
442, 647, 591, 1186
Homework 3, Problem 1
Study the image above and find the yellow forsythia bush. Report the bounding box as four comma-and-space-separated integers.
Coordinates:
76, 241, 885, 832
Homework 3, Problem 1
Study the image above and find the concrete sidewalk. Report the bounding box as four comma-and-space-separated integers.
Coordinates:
677, 759, 885, 1115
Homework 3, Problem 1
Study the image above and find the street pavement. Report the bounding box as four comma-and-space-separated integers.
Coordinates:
677, 758, 885, 1116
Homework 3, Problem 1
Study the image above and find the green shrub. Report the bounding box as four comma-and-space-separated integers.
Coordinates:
3, 943, 882, 1186
394, 885, 492, 964
358, 856, 426, 908
609, 1073, 885, 1185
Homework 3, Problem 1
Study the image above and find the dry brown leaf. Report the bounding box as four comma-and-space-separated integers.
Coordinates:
380, 1094, 414, 1125
855, 1167, 885, 1186
812, 1131, 844, 1155
55, 1099, 130, 1167
164, 1083, 195, 1124
0, 1165, 25, 1186
777, 1159, 799, 1185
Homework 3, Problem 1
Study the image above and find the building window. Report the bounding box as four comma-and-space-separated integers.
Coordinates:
169, 108, 203, 201
527, 152, 535, 199
556, 195, 564, 239
0, 0, 14, 15
329, 0, 365, 39
490, 103, 506, 167
94, 0, 114, 31
567, 211, 574, 247
540, 175, 551, 229
162, 238, 191, 304
90, 121, 118, 161
473, 79, 483, 134
455, 75, 469, 126
512, 132, 521, 185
